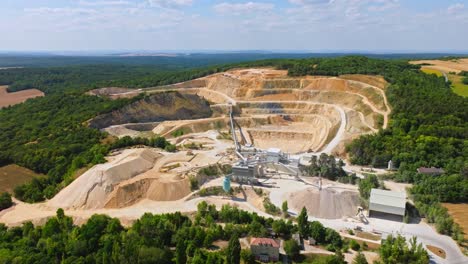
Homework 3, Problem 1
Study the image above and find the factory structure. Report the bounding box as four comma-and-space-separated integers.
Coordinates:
224, 105, 301, 189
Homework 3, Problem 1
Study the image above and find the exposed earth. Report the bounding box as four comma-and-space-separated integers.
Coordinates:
0, 86, 44, 108
97, 69, 390, 155
1, 69, 466, 263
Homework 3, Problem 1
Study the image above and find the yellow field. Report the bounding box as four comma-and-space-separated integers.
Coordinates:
412, 60, 468, 97
442, 203, 468, 239
448, 74, 468, 97
421, 68, 443, 77
0, 164, 44, 193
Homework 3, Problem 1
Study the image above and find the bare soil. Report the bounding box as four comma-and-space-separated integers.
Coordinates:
410, 59, 468, 74
442, 203, 468, 239
0, 86, 44, 108
427, 245, 446, 259
0, 165, 44, 193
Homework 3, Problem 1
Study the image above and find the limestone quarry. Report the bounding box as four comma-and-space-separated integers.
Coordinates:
102, 68, 390, 155
0, 68, 391, 225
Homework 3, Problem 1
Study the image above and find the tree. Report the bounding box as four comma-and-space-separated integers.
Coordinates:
240, 249, 255, 264
353, 252, 368, 264
0, 192, 13, 210
282, 201, 288, 216
226, 233, 241, 264
175, 238, 187, 264
284, 239, 301, 260
350, 239, 360, 251
297, 207, 309, 237
309, 221, 326, 244
379, 235, 429, 264
325, 228, 343, 250
358, 174, 379, 199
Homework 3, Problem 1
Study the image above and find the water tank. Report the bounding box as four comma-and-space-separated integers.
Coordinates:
223, 176, 231, 192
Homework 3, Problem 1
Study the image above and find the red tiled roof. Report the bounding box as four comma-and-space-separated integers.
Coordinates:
417, 167, 444, 174
251, 238, 280, 248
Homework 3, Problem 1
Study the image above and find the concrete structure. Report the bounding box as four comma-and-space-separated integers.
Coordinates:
292, 233, 303, 249
266, 148, 283, 163
250, 237, 280, 263
231, 163, 258, 184
308, 237, 316, 245
417, 167, 445, 176
369, 189, 406, 221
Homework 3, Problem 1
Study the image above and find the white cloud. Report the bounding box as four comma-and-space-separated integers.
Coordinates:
214, 2, 274, 14
447, 3, 464, 14
24, 7, 98, 16
77, 1, 132, 6
147, 0, 193, 9
289, 0, 333, 5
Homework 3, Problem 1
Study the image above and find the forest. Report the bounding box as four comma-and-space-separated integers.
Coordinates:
0, 203, 428, 264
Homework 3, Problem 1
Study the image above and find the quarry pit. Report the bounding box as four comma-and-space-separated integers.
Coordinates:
0, 68, 391, 225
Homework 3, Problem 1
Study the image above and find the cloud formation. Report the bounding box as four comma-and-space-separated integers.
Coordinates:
214, 2, 274, 14
2, 0, 467, 51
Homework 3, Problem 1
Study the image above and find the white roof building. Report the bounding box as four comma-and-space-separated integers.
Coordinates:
369, 189, 406, 219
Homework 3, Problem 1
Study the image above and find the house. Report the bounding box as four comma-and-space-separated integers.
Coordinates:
369, 189, 406, 221
250, 238, 280, 263
417, 167, 445, 176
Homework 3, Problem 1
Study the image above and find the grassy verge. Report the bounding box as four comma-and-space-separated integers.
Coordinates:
448, 74, 468, 97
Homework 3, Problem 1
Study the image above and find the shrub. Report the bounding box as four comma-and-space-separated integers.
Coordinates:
0, 192, 13, 210
350, 239, 360, 251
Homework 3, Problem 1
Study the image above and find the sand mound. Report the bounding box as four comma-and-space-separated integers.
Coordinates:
48, 148, 161, 209
288, 187, 360, 219
146, 176, 191, 201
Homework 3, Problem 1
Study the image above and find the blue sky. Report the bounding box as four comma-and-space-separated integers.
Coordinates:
1, 0, 467, 52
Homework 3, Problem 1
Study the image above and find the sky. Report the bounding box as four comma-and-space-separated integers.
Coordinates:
1, 0, 467, 52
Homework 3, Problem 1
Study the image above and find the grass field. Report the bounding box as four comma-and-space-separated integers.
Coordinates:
420, 67, 468, 97
0, 164, 44, 193
442, 203, 468, 239
421, 68, 443, 77
448, 74, 468, 97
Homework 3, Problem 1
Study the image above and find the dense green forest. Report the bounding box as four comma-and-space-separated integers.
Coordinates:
0, 94, 140, 202
0, 204, 428, 264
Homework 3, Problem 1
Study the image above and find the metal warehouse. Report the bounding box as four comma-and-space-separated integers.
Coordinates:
369, 189, 406, 221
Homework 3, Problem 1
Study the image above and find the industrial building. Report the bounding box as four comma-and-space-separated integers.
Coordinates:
369, 189, 406, 221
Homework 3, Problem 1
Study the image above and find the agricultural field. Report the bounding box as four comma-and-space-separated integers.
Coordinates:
421, 68, 443, 77
448, 74, 468, 97
0, 164, 44, 193
411, 59, 468, 97
0, 86, 44, 108
442, 203, 468, 239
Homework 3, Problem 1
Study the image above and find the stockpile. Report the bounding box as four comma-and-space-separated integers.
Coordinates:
288, 187, 360, 219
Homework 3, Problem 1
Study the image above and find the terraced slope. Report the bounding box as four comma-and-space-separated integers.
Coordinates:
141, 68, 390, 155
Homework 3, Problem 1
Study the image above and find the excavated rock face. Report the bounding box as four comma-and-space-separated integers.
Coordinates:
89, 91, 212, 129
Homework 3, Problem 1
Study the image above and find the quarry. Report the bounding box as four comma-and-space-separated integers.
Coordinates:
1, 68, 465, 263
0, 68, 390, 223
